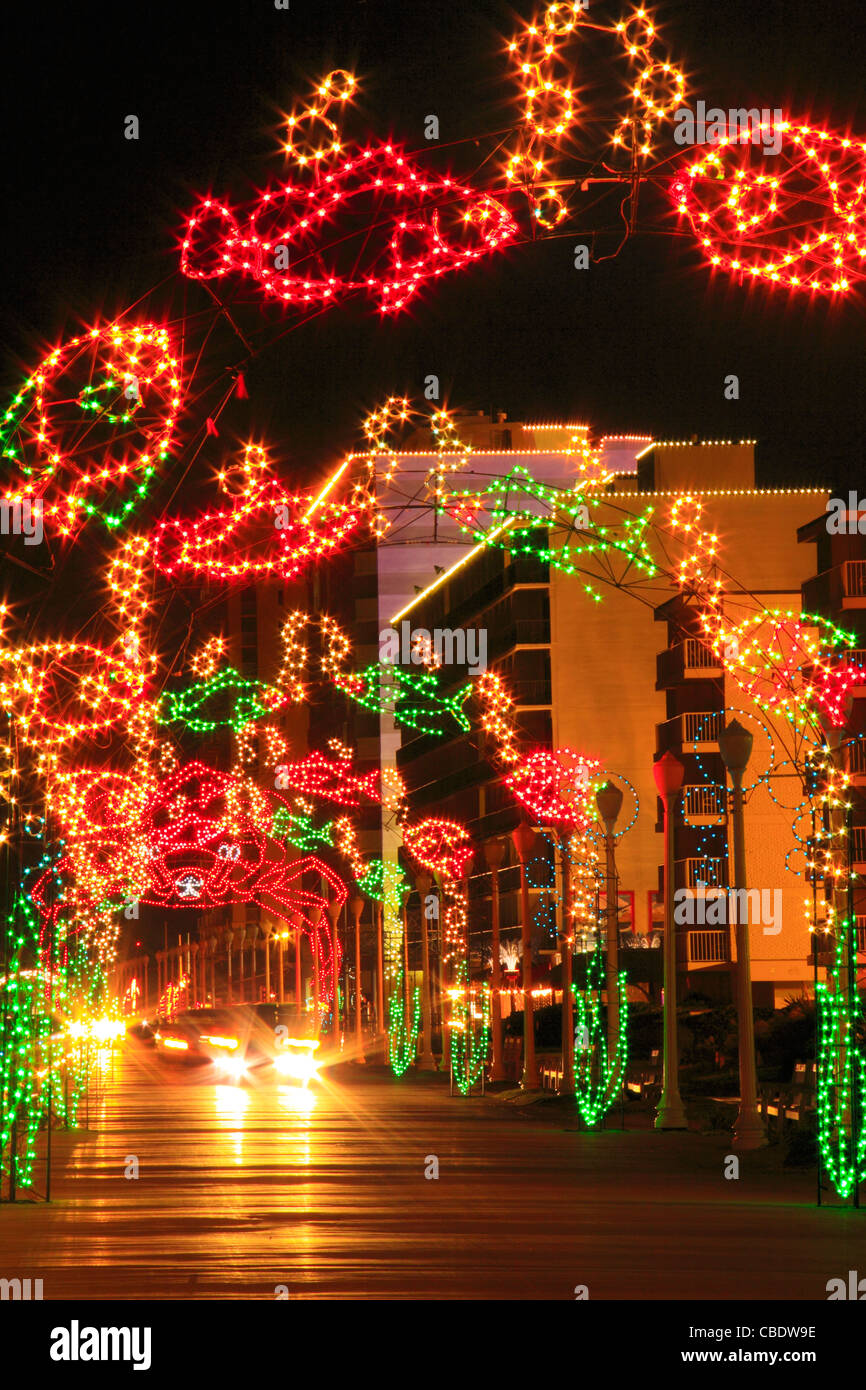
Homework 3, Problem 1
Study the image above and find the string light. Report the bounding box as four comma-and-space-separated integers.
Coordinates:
181, 73, 516, 315
152, 444, 373, 584
672, 119, 866, 295
0, 323, 182, 536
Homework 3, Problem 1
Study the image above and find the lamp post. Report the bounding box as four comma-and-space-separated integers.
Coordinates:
652, 751, 688, 1130
596, 781, 624, 1063
349, 895, 365, 1063
415, 872, 437, 1070
718, 718, 767, 1150
482, 839, 507, 1082
512, 821, 540, 1091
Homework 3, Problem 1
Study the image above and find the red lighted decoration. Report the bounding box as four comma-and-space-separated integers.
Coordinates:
0, 323, 182, 536
181, 147, 515, 315
672, 119, 866, 295
37, 762, 346, 992
275, 746, 382, 807
403, 817, 474, 882
506, 748, 601, 829
152, 443, 372, 584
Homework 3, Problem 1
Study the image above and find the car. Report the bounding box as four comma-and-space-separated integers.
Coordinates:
155, 1004, 322, 1084
153, 1013, 211, 1064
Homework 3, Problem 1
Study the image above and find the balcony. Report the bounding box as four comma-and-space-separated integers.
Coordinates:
678, 929, 730, 968
803, 561, 866, 615
682, 783, 726, 825
675, 857, 728, 889
851, 826, 866, 868
486, 618, 551, 658
657, 639, 723, 689
510, 678, 552, 707
848, 740, 866, 781
657, 710, 723, 753
857, 918, 866, 954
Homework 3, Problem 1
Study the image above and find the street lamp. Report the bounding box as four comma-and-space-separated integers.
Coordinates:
596, 781, 624, 1064
482, 839, 507, 1082
415, 871, 437, 1070
652, 750, 688, 1130
512, 820, 540, 1091
717, 718, 767, 1150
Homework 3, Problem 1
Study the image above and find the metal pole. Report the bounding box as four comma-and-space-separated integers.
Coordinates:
728, 765, 767, 1149
653, 753, 687, 1130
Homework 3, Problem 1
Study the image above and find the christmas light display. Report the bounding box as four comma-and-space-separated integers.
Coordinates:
181, 73, 516, 315
275, 608, 473, 738
157, 666, 287, 736
388, 971, 421, 1077
815, 913, 866, 1198
404, 818, 473, 966
504, 3, 685, 227
1, 847, 107, 1189
152, 444, 374, 584
275, 747, 381, 807
0, 636, 155, 781
449, 961, 490, 1094
0, 323, 182, 536
440, 462, 658, 601
572, 953, 629, 1127
672, 119, 866, 296
506, 749, 603, 830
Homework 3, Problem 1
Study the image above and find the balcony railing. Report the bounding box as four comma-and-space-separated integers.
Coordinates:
657, 710, 723, 752
682, 784, 726, 823
845, 561, 866, 598
848, 741, 866, 777
857, 917, 866, 954
803, 562, 866, 614
657, 640, 723, 688
676, 857, 728, 889
682, 929, 729, 966
851, 826, 866, 863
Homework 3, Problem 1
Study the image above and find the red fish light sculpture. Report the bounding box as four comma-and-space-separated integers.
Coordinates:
180, 73, 516, 315
671, 118, 866, 295
152, 443, 374, 585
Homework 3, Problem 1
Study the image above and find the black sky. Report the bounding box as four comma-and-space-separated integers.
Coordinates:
2, 0, 865, 497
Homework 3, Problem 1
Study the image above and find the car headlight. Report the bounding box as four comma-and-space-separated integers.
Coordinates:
220, 1054, 248, 1079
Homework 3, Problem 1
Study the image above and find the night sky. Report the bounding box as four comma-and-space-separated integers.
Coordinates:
2, 0, 865, 500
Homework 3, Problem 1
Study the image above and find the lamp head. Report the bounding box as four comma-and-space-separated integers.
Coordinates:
718, 718, 753, 776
